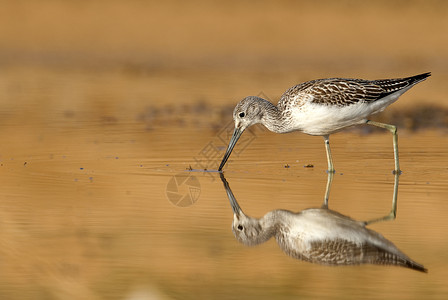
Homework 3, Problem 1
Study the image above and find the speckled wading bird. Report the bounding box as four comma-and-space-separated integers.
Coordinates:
219, 173, 427, 272
218, 73, 431, 173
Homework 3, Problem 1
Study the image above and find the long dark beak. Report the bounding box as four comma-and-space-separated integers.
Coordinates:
218, 127, 244, 171
219, 173, 243, 215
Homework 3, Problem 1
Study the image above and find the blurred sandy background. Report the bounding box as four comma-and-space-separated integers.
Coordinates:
0, 0, 446, 111
1, 0, 446, 70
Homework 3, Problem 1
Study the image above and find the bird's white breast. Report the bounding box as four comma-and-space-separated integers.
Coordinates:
286, 209, 367, 250
285, 91, 405, 136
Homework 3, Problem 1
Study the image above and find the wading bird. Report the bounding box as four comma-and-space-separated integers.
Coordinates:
218, 73, 430, 173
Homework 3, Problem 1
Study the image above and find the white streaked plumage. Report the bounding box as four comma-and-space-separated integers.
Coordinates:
218, 72, 431, 173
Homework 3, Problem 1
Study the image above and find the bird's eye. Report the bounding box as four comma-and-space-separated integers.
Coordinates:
237, 225, 243, 231
239, 112, 245, 118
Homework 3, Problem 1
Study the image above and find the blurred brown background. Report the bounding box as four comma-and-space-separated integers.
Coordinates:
1, 0, 446, 71
1, 0, 446, 127
1, 0, 446, 94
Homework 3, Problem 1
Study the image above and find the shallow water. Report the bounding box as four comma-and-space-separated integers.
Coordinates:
0, 67, 447, 299
0, 117, 447, 299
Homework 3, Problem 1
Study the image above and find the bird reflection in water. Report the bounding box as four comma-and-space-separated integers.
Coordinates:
219, 173, 427, 272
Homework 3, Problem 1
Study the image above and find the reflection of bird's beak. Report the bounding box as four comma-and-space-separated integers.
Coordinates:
219, 173, 243, 216
218, 127, 244, 171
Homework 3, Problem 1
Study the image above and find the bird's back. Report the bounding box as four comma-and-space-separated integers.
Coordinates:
304, 237, 427, 272
278, 72, 431, 108
275, 209, 427, 272
274, 73, 430, 135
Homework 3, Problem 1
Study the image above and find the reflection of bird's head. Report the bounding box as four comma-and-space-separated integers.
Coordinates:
232, 213, 262, 245
221, 172, 276, 246
232, 211, 275, 246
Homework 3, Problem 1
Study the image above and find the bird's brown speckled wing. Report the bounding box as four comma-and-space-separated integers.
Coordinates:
301, 239, 427, 272
280, 73, 431, 107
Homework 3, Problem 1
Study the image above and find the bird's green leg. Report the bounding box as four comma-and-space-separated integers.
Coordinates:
365, 120, 401, 175
365, 172, 400, 225
323, 135, 335, 174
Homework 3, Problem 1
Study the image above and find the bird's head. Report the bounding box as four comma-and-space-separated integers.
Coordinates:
218, 96, 265, 171
232, 213, 270, 246
232, 96, 265, 130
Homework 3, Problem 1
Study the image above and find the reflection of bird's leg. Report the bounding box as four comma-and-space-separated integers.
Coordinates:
323, 135, 335, 173
365, 172, 400, 225
365, 120, 401, 175
322, 171, 334, 209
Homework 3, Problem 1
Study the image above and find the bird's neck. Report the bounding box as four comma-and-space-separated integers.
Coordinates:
242, 211, 293, 246
259, 100, 289, 133
248, 212, 278, 244
259, 210, 288, 237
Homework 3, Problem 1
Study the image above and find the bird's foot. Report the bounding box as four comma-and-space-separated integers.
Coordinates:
392, 169, 402, 175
